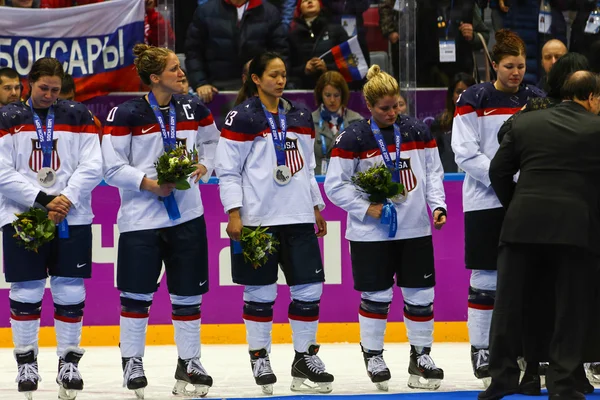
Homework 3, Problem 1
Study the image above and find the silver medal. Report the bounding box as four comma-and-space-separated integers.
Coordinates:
37, 167, 56, 188
273, 165, 292, 185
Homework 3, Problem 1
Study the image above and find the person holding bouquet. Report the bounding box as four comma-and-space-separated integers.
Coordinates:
324, 64, 447, 392
0, 57, 102, 400
102, 44, 220, 399
214, 51, 333, 395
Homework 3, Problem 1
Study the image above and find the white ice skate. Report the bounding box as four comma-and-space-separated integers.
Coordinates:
586, 362, 600, 385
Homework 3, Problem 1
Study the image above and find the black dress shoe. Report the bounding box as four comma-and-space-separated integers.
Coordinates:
575, 380, 594, 395
519, 372, 541, 396
478, 383, 518, 400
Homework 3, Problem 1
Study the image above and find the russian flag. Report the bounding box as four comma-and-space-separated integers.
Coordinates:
322, 36, 368, 83
0, 0, 145, 102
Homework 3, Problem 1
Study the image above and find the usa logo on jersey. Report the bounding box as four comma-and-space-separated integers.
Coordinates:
399, 157, 417, 193
29, 139, 61, 172
285, 138, 304, 175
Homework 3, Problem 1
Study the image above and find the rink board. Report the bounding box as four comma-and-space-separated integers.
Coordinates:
0, 176, 469, 347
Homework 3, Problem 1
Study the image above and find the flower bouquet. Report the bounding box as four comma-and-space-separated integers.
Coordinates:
155, 145, 198, 190
240, 226, 279, 269
11, 207, 55, 252
351, 163, 404, 203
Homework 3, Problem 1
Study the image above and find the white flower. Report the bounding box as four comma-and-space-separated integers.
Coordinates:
169, 157, 178, 166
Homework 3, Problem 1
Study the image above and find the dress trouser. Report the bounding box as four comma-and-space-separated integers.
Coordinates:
488, 243, 598, 395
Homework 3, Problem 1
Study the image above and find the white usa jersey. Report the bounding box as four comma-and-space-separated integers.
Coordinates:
451, 82, 545, 212
0, 100, 103, 227
102, 94, 220, 233
324, 117, 446, 242
214, 96, 324, 227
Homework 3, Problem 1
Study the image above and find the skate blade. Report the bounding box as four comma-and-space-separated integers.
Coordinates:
290, 377, 333, 394
22, 392, 34, 400
58, 386, 81, 400
540, 375, 546, 389
133, 388, 144, 399
586, 369, 600, 386
261, 384, 274, 395
407, 375, 442, 390
374, 380, 389, 391
172, 380, 210, 398
481, 377, 491, 389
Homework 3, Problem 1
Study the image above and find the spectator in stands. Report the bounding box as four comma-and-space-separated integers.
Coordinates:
59, 73, 75, 101
234, 60, 255, 106
569, 2, 599, 60
145, 0, 176, 48
537, 39, 567, 90
0, 68, 21, 107
416, 0, 490, 87
313, 71, 363, 175
398, 91, 407, 115
185, 0, 289, 103
490, 0, 508, 32
40, 0, 102, 6
378, 0, 400, 81
288, 0, 348, 89
181, 72, 191, 95
321, 0, 370, 67
430, 72, 476, 172
4, 0, 40, 6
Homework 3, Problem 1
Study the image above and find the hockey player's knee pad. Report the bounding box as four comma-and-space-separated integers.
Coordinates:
9, 279, 46, 304
243, 301, 275, 322
120, 293, 153, 317
243, 283, 277, 303
359, 298, 391, 319
288, 299, 320, 321
468, 286, 496, 309
54, 302, 84, 323
10, 299, 42, 320
290, 282, 323, 302
403, 302, 434, 319
172, 303, 201, 320
50, 277, 85, 305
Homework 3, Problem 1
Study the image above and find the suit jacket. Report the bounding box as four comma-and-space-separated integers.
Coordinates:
490, 101, 600, 254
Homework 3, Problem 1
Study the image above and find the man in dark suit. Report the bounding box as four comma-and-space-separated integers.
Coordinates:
480, 70, 600, 400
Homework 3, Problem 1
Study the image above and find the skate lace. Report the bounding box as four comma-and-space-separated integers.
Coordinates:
252, 357, 274, 378
417, 354, 438, 371
476, 349, 489, 368
187, 358, 208, 376
16, 362, 41, 384
58, 361, 81, 383
367, 355, 388, 375
304, 354, 326, 374
123, 357, 144, 387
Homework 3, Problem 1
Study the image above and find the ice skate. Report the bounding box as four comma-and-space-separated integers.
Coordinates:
471, 346, 491, 388
172, 357, 212, 397
56, 347, 85, 400
249, 349, 277, 395
290, 344, 334, 393
14, 346, 41, 400
407, 345, 444, 390
586, 362, 600, 385
122, 357, 147, 399
362, 346, 391, 391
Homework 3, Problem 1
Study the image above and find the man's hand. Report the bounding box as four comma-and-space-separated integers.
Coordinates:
389, 32, 400, 44
433, 209, 447, 230
191, 164, 208, 183
46, 195, 71, 217
196, 84, 218, 103
459, 23, 474, 41
314, 207, 327, 237
227, 208, 243, 241
140, 177, 176, 197
366, 203, 384, 219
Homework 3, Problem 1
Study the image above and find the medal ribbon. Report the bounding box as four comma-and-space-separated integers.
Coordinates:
261, 102, 287, 167
147, 92, 181, 220
380, 200, 398, 238
370, 119, 402, 183
28, 98, 55, 168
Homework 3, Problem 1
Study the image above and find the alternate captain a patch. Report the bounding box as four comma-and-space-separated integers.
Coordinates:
285, 138, 304, 175
399, 157, 417, 194
29, 139, 60, 172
